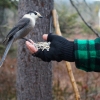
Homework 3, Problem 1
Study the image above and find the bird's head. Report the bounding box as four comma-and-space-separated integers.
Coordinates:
26, 11, 43, 20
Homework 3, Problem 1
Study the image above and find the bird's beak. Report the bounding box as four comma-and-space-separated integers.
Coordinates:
39, 15, 43, 18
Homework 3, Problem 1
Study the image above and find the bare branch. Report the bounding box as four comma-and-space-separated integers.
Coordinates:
70, 0, 100, 37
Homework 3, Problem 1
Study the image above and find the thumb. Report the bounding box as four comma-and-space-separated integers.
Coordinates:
42, 34, 48, 41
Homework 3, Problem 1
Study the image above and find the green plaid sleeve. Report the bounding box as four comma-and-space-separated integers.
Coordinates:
74, 38, 100, 72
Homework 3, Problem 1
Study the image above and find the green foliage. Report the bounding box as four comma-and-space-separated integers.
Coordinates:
55, 1, 99, 36
0, 0, 18, 9
55, 3, 78, 35
80, 23, 93, 34
0, 45, 5, 54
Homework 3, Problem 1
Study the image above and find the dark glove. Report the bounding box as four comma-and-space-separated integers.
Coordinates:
33, 33, 75, 62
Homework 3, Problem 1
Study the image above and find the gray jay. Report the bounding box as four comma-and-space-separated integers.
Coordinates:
0, 11, 42, 67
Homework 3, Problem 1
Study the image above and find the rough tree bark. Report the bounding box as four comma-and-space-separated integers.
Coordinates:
17, 0, 53, 100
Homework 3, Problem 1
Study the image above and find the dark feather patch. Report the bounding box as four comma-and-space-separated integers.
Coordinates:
26, 11, 34, 14
26, 11, 37, 15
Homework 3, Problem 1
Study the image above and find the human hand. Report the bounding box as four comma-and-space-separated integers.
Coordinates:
26, 33, 75, 62
26, 34, 48, 53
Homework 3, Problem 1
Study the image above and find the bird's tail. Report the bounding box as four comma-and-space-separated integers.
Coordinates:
2, 38, 9, 45
0, 38, 14, 67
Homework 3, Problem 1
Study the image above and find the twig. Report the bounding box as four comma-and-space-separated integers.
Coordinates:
83, 0, 94, 17
52, 9, 81, 100
83, 0, 92, 12
70, 0, 100, 37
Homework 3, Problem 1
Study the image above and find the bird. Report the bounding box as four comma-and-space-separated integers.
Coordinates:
0, 11, 43, 67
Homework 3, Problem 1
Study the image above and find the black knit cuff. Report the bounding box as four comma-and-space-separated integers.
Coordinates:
60, 40, 75, 62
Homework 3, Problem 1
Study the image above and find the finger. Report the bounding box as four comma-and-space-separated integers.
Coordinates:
42, 34, 48, 41
27, 46, 34, 53
26, 41, 38, 53
29, 39, 34, 44
26, 43, 37, 53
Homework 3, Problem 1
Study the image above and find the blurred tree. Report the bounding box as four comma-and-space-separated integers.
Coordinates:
55, 3, 78, 35
0, 0, 18, 23
0, 0, 18, 41
17, 0, 53, 100
0, 0, 18, 9
0, 0, 18, 56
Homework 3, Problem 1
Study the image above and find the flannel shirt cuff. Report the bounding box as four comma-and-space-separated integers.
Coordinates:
74, 38, 100, 72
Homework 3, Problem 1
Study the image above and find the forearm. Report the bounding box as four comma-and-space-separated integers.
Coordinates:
27, 34, 100, 72
74, 38, 100, 72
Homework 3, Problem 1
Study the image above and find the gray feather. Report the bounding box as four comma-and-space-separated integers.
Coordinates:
3, 18, 30, 45
0, 38, 14, 67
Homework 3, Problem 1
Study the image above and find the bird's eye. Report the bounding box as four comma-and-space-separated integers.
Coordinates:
34, 12, 37, 15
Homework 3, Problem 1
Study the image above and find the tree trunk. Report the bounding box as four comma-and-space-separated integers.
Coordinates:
17, 0, 53, 100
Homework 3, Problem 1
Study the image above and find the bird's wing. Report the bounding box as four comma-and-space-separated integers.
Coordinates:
3, 18, 30, 44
